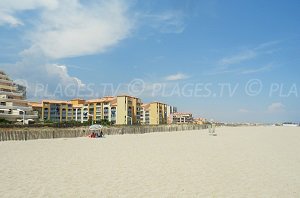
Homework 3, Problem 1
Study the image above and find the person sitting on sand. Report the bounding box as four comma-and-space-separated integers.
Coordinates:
89, 132, 96, 138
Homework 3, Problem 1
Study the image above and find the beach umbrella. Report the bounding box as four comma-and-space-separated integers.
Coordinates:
89, 124, 103, 131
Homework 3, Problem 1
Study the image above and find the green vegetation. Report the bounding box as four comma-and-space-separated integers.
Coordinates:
0, 119, 112, 128
0, 118, 12, 124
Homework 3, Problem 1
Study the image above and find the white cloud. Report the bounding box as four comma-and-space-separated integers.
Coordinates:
1, 57, 86, 100
142, 10, 185, 34
22, 0, 133, 59
0, 12, 23, 26
0, 0, 133, 59
164, 73, 189, 81
240, 64, 273, 74
0, 0, 59, 26
0, 0, 189, 100
0, 0, 135, 99
0, 0, 59, 11
219, 41, 281, 67
219, 50, 256, 66
267, 102, 285, 113
45, 64, 85, 88
207, 41, 281, 76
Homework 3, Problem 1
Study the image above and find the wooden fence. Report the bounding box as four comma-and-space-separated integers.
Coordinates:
0, 124, 209, 141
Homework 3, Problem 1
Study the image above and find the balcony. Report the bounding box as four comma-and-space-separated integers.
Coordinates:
0, 90, 23, 97
0, 113, 38, 119
0, 105, 32, 111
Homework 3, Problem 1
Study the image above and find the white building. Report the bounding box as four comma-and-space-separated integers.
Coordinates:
0, 70, 38, 123
170, 112, 193, 124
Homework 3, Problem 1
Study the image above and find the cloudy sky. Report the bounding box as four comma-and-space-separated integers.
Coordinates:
1, 0, 299, 123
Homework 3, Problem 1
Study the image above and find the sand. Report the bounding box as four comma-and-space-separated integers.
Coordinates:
0, 126, 300, 197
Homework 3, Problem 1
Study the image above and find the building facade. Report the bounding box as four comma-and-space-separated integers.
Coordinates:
170, 112, 193, 124
83, 97, 117, 124
41, 100, 73, 122
167, 105, 178, 124
141, 102, 167, 125
0, 70, 38, 123
116, 95, 142, 125
31, 95, 143, 125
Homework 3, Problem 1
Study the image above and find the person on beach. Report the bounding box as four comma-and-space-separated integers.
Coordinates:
89, 132, 96, 138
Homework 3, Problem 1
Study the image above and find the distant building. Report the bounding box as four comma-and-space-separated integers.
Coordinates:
140, 103, 150, 125
84, 96, 117, 124
170, 112, 193, 124
116, 95, 142, 125
30, 95, 142, 125
167, 105, 177, 124
0, 70, 38, 123
193, 117, 207, 125
141, 102, 167, 125
28, 102, 43, 121
41, 100, 73, 122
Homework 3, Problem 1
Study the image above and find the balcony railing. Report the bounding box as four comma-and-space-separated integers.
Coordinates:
0, 105, 32, 111
0, 90, 24, 97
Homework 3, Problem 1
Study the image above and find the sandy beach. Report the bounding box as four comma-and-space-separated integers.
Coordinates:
0, 126, 300, 197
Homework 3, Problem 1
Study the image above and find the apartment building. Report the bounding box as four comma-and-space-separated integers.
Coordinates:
84, 96, 117, 124
41, 100, 73, 122
28, 94, 189, 126
170, 112, 193, 124
116, 95, 142, 125
31, 95, 140, 125
141, 102, 167, 125
0, 70, 38, 123
167, 105, 178, 124
70, 98, 85, 122
28, 102, 43, 121
140, 103, 150, 125
193, 117, 207, 125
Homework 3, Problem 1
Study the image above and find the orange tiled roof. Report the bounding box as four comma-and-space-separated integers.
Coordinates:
117, 94, 140, 99
73, 104, 83, 108
141, 103, 150, 109
42, 100, 72, 104
86, 96, 116, 103
150, 101, 167, 105
173, 112, 192, 115
28, 102, 43, 108
70, 98, 85, 101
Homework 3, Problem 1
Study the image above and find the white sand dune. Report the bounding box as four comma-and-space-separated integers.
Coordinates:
0, 126, 300, 197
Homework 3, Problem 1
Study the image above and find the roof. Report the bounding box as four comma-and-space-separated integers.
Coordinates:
141, 103, 150, 109
73, 104, 83, 108
149, 101, 167, 105
28, 102, 43, 108
173, 112, 193, 115
117, 94, 140, 99
70, 98, 85, 101
42, 100, 72, 104
86, 96, 116, 104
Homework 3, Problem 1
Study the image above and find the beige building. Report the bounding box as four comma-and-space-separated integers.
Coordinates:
0, 70, 38, 123
30, 95, 142, 125
70, 98, 85, 122
116, 95, 142, 125
41, 100, 73, 122
167, 105, 177, 124
193, 118, 207, 125
170, 112, 193, 124
84, 96, 117, 124
141, 102, 167, 125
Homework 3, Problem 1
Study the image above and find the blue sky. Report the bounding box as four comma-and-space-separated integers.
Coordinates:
0, 0, 299, 123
